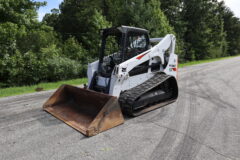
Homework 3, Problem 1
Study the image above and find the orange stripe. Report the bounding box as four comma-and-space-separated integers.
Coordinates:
136, 51, 150, 60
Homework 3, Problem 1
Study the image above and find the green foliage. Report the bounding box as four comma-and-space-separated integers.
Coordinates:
219, 3, 240, 56
101, 0, 185, 59
46, 56, 83, 81
0, 78, 87, 98
160, 0, 185, 35
63, 37, 87, 61
42, 8, 60, 29
0, 0, 87, 88
160, 0, 186, 60
0, 22, 19, 57
103, 0, 173, 37
178, 55, 238, 68
140, 0, 174, 37
160, 0, 233, 61
0, 0, 45, 25
0, 46, 84, 87
56, 0, 111, 57
0, 0, 240, 89
17, 24, 59, 53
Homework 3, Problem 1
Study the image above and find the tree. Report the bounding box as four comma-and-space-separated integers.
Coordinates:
42, 8, 60, 30
1, 0, 240, 87
100, 0, 187, 59
56, 0, 111, 57
218, 2, 240, 56
63, 37, 87, 62
102, 0, 174, 37
0, 23, 19, 57
0, 0, 85, 87
160, 0, 185, 37
17, 24, 59, 53
0, 0, 45, 25
181, 0, 227, 60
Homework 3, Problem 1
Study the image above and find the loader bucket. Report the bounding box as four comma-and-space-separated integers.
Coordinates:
43, 85, 124, 137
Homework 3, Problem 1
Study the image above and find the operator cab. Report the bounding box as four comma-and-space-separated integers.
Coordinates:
98, 26, 150, 77
90, 26, 150, 93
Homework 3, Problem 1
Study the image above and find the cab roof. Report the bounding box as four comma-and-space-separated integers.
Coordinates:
102, 26, 149, 35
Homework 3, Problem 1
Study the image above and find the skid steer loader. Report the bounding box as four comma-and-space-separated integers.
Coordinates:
43, 26, 178, 136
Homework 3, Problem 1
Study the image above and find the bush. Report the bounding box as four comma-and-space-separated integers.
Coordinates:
63, 37, 87, 62
46, 56, 84, 81
0, 44, 85, 88
17, 24, 60, 53
0, 22, 19, 57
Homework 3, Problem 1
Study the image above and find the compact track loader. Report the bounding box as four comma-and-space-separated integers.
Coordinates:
43, 26, 178, 136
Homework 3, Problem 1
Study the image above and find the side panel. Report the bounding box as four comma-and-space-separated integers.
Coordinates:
109, 72, 155, 97
87, 60, 99, 87
163, 53, 178, 78
109, 34, 178, 97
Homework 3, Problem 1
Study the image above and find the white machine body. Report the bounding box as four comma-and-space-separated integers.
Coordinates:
87, 34, 178, 97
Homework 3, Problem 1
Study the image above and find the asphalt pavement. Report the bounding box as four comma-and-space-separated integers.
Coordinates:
0, 56, 240, 160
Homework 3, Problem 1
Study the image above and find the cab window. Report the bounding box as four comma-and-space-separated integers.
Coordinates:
125, 32, 148, 60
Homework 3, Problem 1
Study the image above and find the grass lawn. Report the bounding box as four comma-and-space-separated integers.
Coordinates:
178, 56, 238, 68
0, 78, 87, 98
0, 55, 239, 98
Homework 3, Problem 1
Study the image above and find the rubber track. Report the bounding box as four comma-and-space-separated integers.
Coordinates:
119, 73, 174, 116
